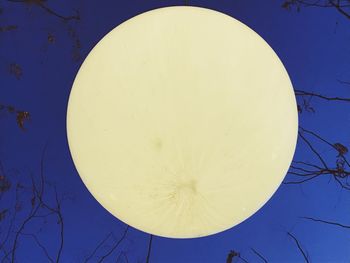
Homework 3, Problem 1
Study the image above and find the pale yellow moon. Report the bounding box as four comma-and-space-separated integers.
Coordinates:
67, 6, 298, 238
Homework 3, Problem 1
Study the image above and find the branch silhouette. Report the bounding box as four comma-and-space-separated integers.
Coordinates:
284, 127, 350, 190
301, 216, 350, 229
97, 225, 129, 263
282, 0, 350, 20
0, 143, 65, 263
84, 232, 113, 262
287, 232, 310, 263
251, 248, 268, 263
295, 89, 350, 102
145, 234, 153, 263
7, 0, 80, 21
226, 250, 249, 263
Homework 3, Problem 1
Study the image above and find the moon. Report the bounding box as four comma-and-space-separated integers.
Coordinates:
67, 6, 298, 238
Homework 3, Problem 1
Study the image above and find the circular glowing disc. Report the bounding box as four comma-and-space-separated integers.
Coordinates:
67, 6, 298, 238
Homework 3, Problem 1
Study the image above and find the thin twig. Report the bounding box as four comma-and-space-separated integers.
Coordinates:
145, 234, 153, 263
300, 127, 350, 167
283, 174, 322, 185
251, 248, 268, 263
97, 226, 129, 263
298, 131, 328, 169
20, 233, 54, 263
84, 233, 113, 262
116, 251, 129, 263
333, 176, 350, 190
295, 89, 350, 102
301, 216, 350, 229
337, 79, 350, 86
54, 187, 64, 263
7, 0, 80, 21
238, 255, 249, 263
287, 232, 309, 263
37, 2, 80, 21
283, 0, 350, 20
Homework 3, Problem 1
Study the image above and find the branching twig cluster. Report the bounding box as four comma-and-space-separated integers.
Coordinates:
295, 89, 350, 113
282, 0, 350, 19
84, 226, 129, 263
295, 90, 350, 102
3, 0, 82, 66
284, 127, 350, 190
288, 85, 350, 260
0, 145, 64, 263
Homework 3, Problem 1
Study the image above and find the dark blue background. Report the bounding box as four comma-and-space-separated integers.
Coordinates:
1, 0, 350, 262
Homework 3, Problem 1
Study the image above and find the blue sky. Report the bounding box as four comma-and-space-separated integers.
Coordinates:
1, 0, 350, 262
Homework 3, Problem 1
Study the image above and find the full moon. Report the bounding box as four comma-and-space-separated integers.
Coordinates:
67, 6, 298, 238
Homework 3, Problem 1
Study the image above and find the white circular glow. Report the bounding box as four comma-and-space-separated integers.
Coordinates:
67, 6, 298, 238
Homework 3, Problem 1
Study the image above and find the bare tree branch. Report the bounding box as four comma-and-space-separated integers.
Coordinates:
97, 225, 129, 263
282, 0, 350, 20
20, 232, 54, 263
36, 2, 79, 21
54, 187, 64, 263
116, 251, 129, 263
284, 127, 350, 189
0, 183, 20, 259
283, 174, 323, 185
226, 250, 249, 263
329, 0, 350, 19
145, 234, 153, 263
239, 255, 249, 263
298, 131, 328, 169
300, 127, 350, 167
84, 232, 113, 263
10, 179, 42, 263
295, 89, 350, 102
301, 216, 350, 229
251, 248, 268, 263
0, 143, 65, 263
337, 79, 350, 86
287, 232, 309, 263
7, 0, 80, 21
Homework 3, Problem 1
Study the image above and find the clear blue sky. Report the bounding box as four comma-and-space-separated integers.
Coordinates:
1, 0, 350, 262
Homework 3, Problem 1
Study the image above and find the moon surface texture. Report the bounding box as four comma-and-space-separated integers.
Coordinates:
67, 7, 298, 238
